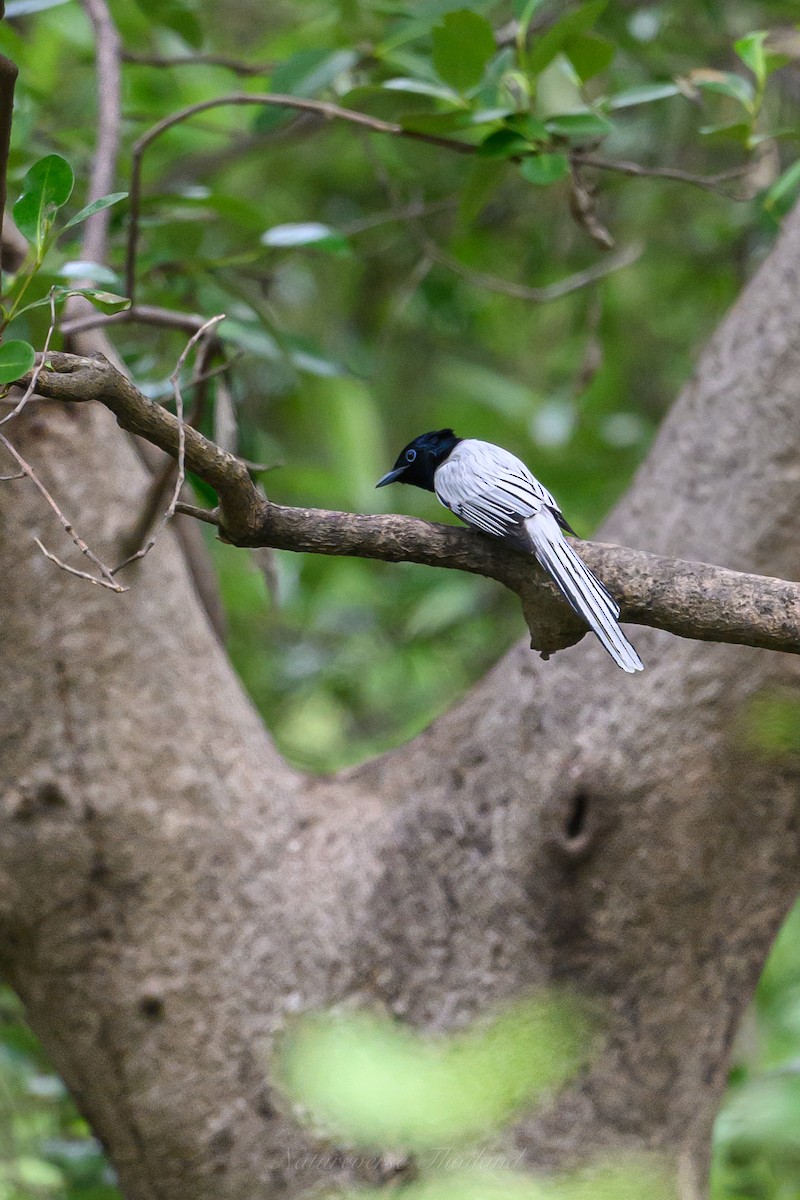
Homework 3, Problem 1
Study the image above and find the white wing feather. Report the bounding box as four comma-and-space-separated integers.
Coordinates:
434, 439, 643, 673
434, 440, 559, 537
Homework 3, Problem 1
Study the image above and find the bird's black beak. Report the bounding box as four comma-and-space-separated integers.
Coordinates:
375, 467, 406, 488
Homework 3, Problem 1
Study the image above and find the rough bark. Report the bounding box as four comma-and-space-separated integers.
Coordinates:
2, 208, 800, 1200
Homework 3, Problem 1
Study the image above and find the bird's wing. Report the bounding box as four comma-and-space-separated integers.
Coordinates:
434, 440, 561, 540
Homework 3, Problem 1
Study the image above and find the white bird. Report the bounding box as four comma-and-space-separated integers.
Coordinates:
377, 428, 643, 673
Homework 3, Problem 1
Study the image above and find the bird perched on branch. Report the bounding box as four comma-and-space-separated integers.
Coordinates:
377, 429, 643, 673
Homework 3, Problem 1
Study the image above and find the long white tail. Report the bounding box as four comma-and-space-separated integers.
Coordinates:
526, 511, 644, 673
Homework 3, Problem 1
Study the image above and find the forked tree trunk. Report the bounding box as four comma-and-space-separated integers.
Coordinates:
1, 204, 800, 1200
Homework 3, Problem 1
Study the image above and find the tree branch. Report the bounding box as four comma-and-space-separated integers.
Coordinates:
124, 91, 750, 302
20, 351, 800, 659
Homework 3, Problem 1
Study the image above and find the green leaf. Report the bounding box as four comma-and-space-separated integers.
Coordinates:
764, 159, 800, 217
13, 154, 74, 251
261, 222, 350, 256
456, 158, 509, 227
378, 0, 492, 54
478, 129, 530, 158
545, 111, 613, 140
274, 48, 357, 97
255, 49, 358, 130
528, 0, 607, 76
399, 111, 473, 135
63, 191, 128, 231
382, 77, 461, 102
564, 32, 614, 82
520, 151, 569, 185
733, 31, 789, 88
698, 121, 752, 145
506, 113, 550, 141
468, 106, 517, 125
279, 997, 591, 1150
692, 71, 754, 109
74, 289, 131, 313
0, 340, 35, 384
431, 9, 496, 93
607, 82, 682, 110
734, 30, 767, 86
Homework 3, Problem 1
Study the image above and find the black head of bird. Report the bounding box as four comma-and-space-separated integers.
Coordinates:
375, 428, 461, 492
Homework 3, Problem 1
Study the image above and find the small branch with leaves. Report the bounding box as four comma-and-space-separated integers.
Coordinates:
13, 350, 800, 660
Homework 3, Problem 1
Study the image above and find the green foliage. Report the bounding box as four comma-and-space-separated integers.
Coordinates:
348, 1162, 673, 1200
12, 153, 73, 253
526, 0, 607, 75
0, 986, 118, 1199
712, 905, 800, 1199
431, 9, 496, 92
261, 221, 351, 255
740, 691, 800, 759
0, 340, 35, 383
2, 0, 800, 1196
1, 154, 128, 369
62, 193, 128, 232
280, 997, 592, 1149
519, 150, 568, 184
278, 998, 674, 1199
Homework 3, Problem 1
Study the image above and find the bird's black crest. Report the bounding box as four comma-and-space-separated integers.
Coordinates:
376, 428, 461, 492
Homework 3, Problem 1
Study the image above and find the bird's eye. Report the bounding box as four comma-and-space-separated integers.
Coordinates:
405, 448, 417, 462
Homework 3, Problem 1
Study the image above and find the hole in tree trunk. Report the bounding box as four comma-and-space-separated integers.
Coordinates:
565, 792, 589, 841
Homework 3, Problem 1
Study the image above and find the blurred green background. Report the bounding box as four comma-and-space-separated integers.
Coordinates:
2, 0, 800, 1195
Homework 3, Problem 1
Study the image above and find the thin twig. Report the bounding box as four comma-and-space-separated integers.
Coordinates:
0, 433, 125, 591
175, 501, 220, 525
123, 90, 752, 303
34, 538, 125, 589
418, 237, 643, 302
571, 153, 750, 193
118, 334, 218, 557
124, 93, 479, 301
145, 355, 242, 404
0, 470, 24, 480
0, 291, 57, 428
111, 313, 225, 574
60, 303, 208, 337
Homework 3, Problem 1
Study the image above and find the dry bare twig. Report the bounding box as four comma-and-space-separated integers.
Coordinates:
117, 333, 222, 558
111, 314, 225, 575
0, 430, 125, 591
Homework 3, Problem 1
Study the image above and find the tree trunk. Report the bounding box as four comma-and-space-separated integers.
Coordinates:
2, 204, 800, 1200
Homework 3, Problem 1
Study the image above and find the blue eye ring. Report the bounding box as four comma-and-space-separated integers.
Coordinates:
405, 448, 417, 462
